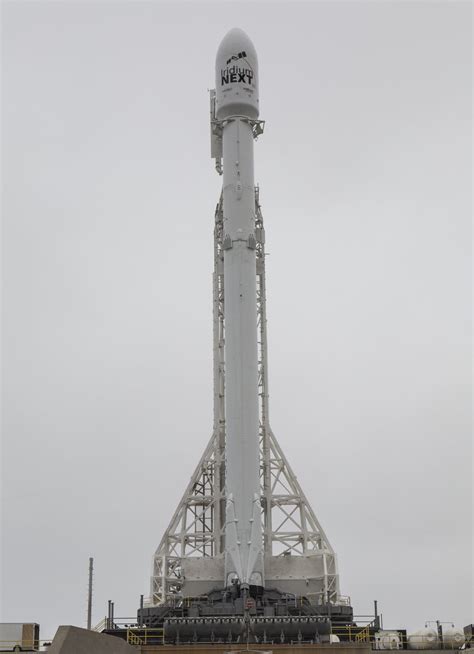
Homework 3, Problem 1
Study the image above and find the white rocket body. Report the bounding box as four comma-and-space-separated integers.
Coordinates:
215, 28, 264, 588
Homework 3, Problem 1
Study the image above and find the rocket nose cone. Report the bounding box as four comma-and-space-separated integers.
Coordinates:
215, 27, 259, 119
216, 27, 258, 66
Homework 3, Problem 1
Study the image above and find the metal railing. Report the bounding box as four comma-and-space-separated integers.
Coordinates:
92, 617, 108, 632
331, 624, 372, 642
126, 627, 164, 646
126, 629, 144, 645
355, 625, 371, 643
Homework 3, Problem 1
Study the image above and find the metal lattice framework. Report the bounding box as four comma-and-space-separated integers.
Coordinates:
151, 189, 341, 606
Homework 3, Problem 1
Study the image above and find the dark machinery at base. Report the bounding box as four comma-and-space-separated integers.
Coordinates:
136, 584, 353, 644
163, 616, 331, 644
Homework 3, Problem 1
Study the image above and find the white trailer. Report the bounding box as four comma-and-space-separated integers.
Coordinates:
0, 624, 39, 652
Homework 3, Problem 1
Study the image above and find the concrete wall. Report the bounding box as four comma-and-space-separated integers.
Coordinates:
48, 625, 136, 654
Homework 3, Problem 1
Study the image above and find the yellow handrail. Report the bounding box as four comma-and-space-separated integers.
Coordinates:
331, 624, 372, 643
356, 625, 371, 642
126, 628, 144, 645
126, 627, 164, 646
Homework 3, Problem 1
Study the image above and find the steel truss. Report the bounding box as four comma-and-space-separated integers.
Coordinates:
151, 189, 342, 606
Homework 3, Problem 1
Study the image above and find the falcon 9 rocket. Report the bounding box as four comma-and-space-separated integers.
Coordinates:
215, 28, 264, 591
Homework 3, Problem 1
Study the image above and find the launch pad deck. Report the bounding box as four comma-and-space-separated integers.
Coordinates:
136, 645, 374, 654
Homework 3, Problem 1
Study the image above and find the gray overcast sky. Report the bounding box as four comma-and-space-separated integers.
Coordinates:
1, 0, 472, 641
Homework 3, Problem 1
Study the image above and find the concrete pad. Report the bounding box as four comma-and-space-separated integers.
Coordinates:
48, 625, 136, 654
137, 646, 374, 654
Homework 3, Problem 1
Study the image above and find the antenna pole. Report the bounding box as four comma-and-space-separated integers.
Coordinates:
87, 557, 94, 629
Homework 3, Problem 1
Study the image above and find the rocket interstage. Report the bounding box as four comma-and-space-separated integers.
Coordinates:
215, 28, 263, 589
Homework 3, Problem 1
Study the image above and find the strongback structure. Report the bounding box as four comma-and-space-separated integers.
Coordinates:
150, 184, 346, 609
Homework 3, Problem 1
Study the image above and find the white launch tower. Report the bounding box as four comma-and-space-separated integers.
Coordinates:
150, 28, 349, 610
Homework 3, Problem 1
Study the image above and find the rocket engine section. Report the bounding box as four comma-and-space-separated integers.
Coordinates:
215, 28, 264, 590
